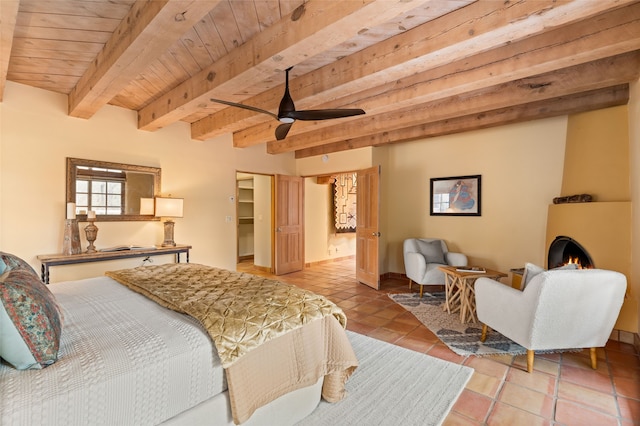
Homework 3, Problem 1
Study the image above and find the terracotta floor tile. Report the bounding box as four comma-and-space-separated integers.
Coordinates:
352, 313, 390, 328
449, 389, 492, 422
487, 401, 550, 426
609, 362, 640, 380
498, 382, 554, 419
560, 363, 614, 394
613, 375, 640, 400
618, 395, 640, 423
486, 353, 516, 367
512, 354, 560, 376
555, 399, 620, 426
405, 325, 440, 342
345, 319, 375, 335
394, 334, 435, 353
464, 357, 509, 380
381, 320, 419, 335
392, 311, 424, 326
442, 410, 483, 426
372, 307, 405, 320
465, 371, 502, 399
558, 351, 596, 370
351, 303, 384, 315
607, 350, 640, 368
426, 343, 468, 364
335, 299, 359, 310
506, 367, 557, 395
605, 339, 638, 354
238, 258, 637, 425
557, 381, 619, 416
367, 327, 403, 344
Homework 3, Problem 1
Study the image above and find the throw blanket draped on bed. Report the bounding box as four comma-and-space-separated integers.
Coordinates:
106, 263, 358, 424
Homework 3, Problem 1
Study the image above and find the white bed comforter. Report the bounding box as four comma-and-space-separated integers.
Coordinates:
0, 276, 225, 426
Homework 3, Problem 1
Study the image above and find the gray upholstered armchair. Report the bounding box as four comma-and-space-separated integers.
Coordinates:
403, 238, 468, 297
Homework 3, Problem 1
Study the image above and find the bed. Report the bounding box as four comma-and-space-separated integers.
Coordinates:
0, 253, 358, 425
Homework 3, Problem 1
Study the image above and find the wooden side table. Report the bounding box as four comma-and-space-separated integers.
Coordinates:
439, 266, 507, 323
37, 244, 191, 284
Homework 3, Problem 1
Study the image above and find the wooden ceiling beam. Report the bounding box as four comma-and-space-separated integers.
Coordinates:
267, 51, 640, 154
68, 0, 219, 119
138, 0, 431, 131
254, 6, 640, 152
0, 0, 19, 102
193, 0, 630, 142
295, 85, 630, 158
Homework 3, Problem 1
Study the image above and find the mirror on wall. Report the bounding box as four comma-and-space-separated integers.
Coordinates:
66, 157, 161, 221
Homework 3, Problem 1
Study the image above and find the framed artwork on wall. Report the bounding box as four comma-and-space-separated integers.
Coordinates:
430, 175, 481, 216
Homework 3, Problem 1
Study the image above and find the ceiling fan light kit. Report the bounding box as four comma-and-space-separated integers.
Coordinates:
211, 66, 365, 140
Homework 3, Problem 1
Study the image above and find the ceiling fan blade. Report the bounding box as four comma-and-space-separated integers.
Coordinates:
287, 109, 365, 121
275, 122, 293, 140
210, 98, 278, 120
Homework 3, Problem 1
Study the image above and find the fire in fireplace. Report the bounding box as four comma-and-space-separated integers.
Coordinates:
548, 236, 594, 269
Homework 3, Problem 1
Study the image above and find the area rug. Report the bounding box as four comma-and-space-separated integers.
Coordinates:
297, 331, 473, 426
389, 292, 531, 357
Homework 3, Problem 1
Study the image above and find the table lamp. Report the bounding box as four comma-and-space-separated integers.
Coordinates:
155, 197, 184, 247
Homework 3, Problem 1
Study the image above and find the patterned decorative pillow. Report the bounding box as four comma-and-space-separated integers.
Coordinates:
415, 239, 446, 265
0, 268, 63, 369
0, 251, 38, 276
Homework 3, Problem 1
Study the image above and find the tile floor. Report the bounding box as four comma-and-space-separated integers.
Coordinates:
238, 258, 640, 425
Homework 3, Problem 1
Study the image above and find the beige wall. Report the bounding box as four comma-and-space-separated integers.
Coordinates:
383, 117, 568, 275
0, 82, 295, 282
630, 78, 640, 334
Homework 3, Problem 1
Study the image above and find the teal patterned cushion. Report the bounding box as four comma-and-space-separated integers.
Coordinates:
0, 251, 38, 276
0, 268, 63, 369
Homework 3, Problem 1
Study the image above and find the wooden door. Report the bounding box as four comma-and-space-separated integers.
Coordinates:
356, 166, 380, 289
274, 174, 304, 275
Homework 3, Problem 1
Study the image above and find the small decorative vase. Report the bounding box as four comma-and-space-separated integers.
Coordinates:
84, 220, 99, 253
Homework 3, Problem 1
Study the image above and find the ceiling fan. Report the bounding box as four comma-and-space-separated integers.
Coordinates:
210, 66, 365, 140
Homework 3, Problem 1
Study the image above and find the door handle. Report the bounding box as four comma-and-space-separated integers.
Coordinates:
277, 227, 282, 232
372, 232, 381, 237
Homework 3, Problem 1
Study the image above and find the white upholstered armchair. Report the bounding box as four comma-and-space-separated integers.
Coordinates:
403, 238, 468, 297
475, 268, 627, 373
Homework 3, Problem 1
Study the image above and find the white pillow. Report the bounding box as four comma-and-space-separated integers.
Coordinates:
520, 262, 579, 290
521, 263, 545, 290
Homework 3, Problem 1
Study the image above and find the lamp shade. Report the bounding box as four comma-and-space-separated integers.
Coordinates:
155, 197, 184, 218
140, 198, 155, 215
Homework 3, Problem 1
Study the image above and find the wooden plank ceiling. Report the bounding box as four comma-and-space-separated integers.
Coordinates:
2, 0, 639, 158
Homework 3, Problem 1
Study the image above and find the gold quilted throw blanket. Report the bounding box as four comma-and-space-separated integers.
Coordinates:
106, 263, 347, 368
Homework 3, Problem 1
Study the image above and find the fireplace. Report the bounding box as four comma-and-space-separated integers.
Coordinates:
548, 236, 594, 269
544, 106, 633, 333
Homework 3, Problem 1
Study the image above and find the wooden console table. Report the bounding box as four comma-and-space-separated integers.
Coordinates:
439, 265, 507, 323
37, 244, 191, 284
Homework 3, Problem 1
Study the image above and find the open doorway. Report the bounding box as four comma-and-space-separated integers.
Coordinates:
236, 172, 273, 272
304, 167, 380, 288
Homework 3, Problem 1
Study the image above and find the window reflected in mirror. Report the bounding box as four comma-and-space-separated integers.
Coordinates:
66, 158, 161, 221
